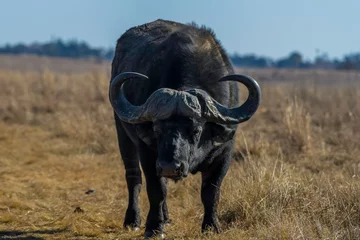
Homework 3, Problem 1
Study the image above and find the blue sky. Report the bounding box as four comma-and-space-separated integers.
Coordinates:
0, 0, 358, 60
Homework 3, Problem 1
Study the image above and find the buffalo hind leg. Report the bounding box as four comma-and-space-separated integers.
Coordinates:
114, 114, 142, 230
138, 142, 168, 239
201, 143, 233, 233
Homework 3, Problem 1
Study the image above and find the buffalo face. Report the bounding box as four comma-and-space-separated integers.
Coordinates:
152, 117, 203, 180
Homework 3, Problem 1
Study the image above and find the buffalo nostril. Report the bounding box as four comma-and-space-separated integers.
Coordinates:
174, 162, 181, 171
175, 163, 184, 174
158, 161, 182, 177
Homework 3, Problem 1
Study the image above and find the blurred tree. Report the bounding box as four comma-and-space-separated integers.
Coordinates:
338, 53, 360, 70
276, 51, 305, 68
230, 53, 274, 68
0, 38, 360, 71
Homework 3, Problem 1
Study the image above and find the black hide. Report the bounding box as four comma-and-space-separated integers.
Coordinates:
110, 19, 244, 238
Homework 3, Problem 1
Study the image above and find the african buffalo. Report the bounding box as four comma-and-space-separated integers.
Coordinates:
109, 19, 261, 238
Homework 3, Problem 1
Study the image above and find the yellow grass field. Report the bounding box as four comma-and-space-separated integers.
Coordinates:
0, 55, 359, 239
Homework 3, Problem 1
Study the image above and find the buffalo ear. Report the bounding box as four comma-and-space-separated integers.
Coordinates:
210, 123, 236, 143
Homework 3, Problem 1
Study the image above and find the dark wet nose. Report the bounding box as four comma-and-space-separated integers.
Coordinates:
157, 161, 183, 177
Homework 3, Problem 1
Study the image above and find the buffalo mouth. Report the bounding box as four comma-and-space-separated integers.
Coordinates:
167, 175, 184, 182
156, 160, 187, 181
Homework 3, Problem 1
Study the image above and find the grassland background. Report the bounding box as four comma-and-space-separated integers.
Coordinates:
0, 55, 359, 240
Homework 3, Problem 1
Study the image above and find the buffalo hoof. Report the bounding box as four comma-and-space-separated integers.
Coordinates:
164, 219, 172, 226
124, 224, 140, 232
202, 221, 221, 234
144, 231, 165, 239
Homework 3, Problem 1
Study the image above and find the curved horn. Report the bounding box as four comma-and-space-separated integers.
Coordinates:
109, 72, 151, 123
189, 74, 261, 124
109, 72, 195, 123
109, 72, 260, 125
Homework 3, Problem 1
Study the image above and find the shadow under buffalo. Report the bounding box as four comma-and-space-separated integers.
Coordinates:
0, 229, 66, 240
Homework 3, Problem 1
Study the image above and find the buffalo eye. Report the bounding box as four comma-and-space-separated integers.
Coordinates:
152, 125, 162, 137
193, 126, 202, 141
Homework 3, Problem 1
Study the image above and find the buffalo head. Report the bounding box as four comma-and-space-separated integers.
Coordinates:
109, 72, 261, 180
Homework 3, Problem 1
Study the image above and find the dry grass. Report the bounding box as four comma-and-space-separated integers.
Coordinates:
0, 55, 360, 239
0, 54, 109, 74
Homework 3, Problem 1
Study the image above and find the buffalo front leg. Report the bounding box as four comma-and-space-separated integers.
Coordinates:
124, 168, 142, 230
139, 143, 168, 239
114, 115, 142, 230
162, 178, 171, 225
200, 144, 233, 233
